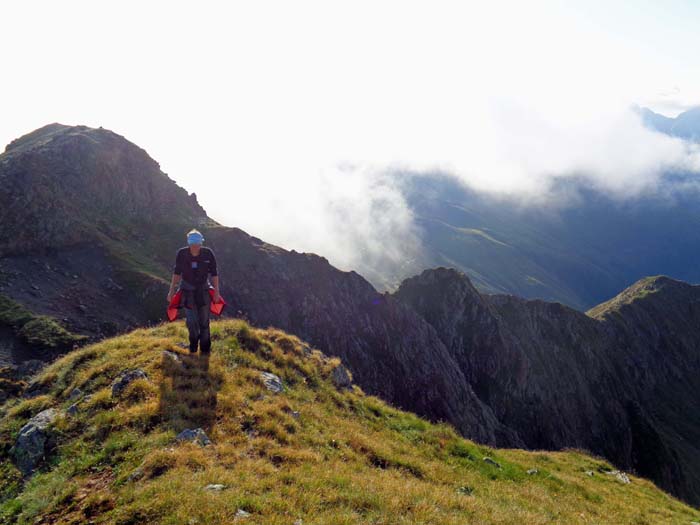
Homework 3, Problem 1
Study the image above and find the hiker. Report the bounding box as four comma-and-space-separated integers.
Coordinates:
167, 229, 221, 353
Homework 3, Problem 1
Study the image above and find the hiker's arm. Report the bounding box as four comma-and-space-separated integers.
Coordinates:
168, 250, 183, 302
211, 275, 220, 301
167, 274, 181, 302
209, 250, 220, 301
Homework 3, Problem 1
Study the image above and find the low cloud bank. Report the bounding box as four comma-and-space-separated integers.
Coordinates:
197, 104, 700, 288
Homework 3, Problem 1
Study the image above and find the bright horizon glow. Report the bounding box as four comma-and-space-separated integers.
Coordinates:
2, 1, 700, 281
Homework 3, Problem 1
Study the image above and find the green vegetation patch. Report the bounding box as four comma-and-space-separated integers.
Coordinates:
0, 294, 86, 350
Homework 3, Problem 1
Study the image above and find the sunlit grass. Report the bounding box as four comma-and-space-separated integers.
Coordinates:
0, 319, 698, 524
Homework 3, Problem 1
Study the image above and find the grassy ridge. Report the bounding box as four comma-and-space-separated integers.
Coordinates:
0, 319, 698, 524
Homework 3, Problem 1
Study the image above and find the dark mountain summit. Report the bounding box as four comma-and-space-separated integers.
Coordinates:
1, 123, 699, 505
0, 123, 211, 258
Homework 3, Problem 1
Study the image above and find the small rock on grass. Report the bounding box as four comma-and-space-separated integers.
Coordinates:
260, 372, 283, 394
483, 456, 502, 469
456, 486, 474, 496
111, 369, 148, 398
606, 470, 631, 484
69, 387, 83, 400
235, 509, 251, 519
163, 350, 181, 363
127, 467, 144, 482
331, 365, 352, 390
204, 484, 226, 491
527, 468, 538, 475
176, 428, 212, 447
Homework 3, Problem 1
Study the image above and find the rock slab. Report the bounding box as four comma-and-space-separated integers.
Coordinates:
11, 408, 59, 475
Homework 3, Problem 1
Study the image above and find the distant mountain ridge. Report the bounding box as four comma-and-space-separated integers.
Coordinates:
637, 105, 700, 142
1, 123, 699, 505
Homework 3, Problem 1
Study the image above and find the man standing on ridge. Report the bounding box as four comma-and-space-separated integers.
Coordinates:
167, 229, 221, 353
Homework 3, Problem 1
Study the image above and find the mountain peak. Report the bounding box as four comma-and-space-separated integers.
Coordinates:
3, 123, 119, 156
637, 106, 700, 141
0, 123, 212, 257
587, 275, 693, 318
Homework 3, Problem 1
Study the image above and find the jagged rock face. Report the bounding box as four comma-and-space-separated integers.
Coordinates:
394, 269, 700, 506
0, 123, 209, 257
205, 227, 520, 447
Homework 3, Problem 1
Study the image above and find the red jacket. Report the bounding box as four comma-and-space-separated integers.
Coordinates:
167, 288, 227, 322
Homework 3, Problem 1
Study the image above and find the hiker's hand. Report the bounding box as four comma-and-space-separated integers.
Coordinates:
213, 290, 221, 303
167, 290, 174, 303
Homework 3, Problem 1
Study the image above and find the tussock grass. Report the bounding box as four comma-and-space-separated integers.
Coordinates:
0, 319, 698, 524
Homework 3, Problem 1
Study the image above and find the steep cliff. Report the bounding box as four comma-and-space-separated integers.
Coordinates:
395, 269, 700, 505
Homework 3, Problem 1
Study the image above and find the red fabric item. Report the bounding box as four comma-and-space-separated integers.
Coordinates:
208, 288, 227, 316
166, 290, 182, 322
166, 288, 227, 322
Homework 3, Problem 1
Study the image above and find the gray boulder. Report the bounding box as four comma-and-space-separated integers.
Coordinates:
111, 369, 148, 398
331, 365, 352, 390
260, 372, 283, 394
11, 408, 59, 475
68, 387, 83, 400
163, 350, 181, 363
175, 428, 212, 446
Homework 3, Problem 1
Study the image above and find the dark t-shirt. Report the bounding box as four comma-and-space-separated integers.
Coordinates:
173, 246, 218, 287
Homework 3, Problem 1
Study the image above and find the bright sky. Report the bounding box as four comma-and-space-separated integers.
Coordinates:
2, 1, 700, 276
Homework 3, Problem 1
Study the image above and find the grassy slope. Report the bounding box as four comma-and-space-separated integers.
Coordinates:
0, 320, 698, 525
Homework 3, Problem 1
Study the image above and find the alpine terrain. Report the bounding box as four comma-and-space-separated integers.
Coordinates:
1, 124, 699, 512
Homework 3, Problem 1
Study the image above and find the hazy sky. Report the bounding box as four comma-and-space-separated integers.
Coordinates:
2, 1, 700, 276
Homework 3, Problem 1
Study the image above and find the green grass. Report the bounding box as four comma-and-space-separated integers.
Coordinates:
0, 319, 698, 524
0, 294, 86, 350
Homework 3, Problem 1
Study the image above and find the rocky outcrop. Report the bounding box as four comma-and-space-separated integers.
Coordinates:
111, 369, 148, 398
175, 428, 211, 447
10, 408, 59, 475
394, 268, 700, 506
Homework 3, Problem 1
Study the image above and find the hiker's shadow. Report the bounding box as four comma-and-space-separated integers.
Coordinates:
158, 351, 222, 434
